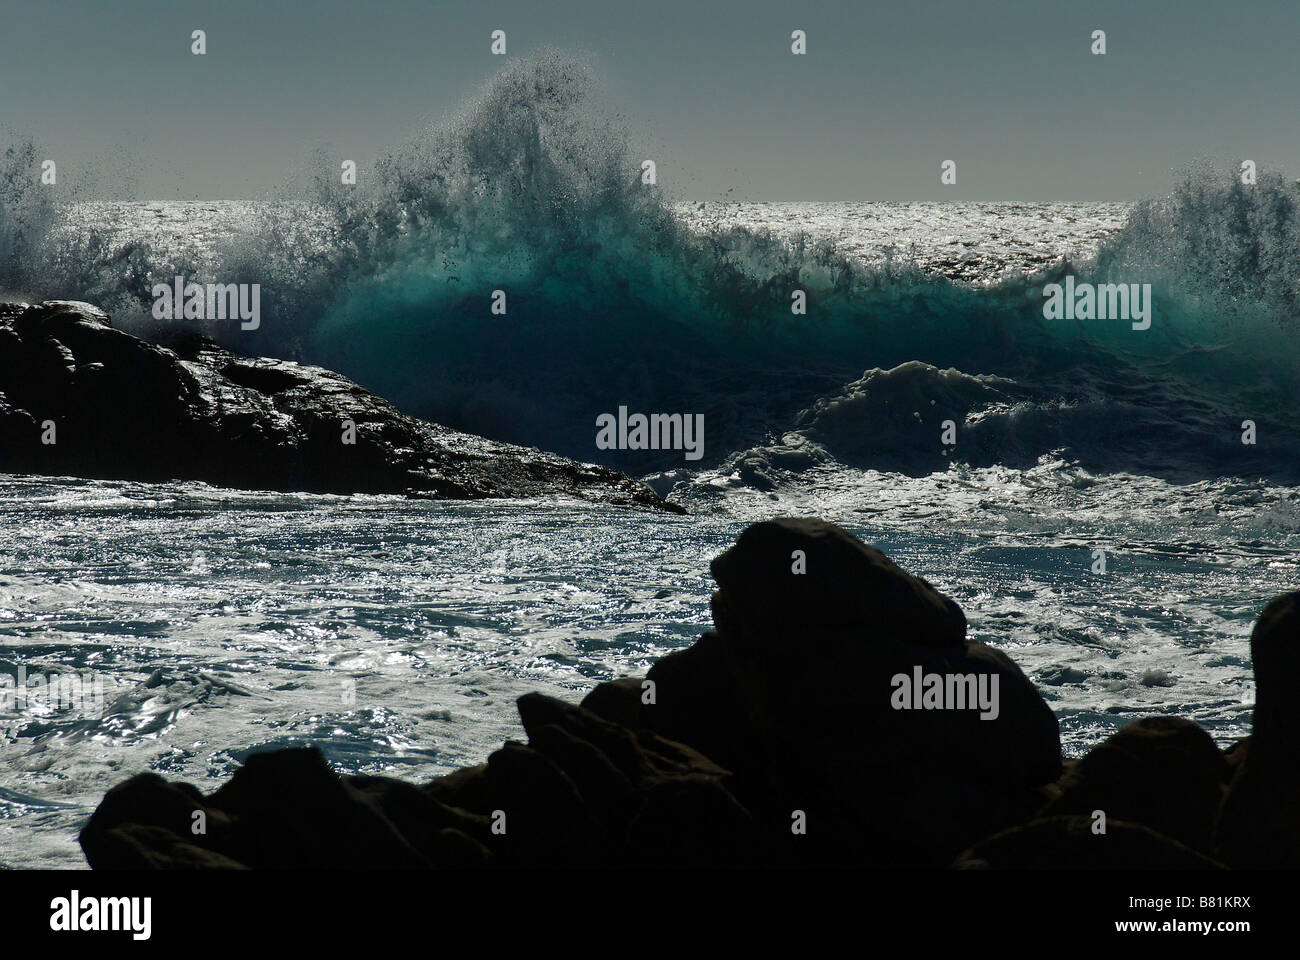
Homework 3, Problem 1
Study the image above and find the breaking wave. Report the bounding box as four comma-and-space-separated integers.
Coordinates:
3, 53, 1298, 481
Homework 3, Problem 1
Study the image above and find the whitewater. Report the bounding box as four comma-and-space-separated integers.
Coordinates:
3, 54, 1299, 868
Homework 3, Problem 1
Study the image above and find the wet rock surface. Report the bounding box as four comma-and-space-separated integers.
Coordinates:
0, 300, 677, 510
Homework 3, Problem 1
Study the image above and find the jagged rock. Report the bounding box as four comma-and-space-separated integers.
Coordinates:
953, 816, 1224, 869
1041, 717, 1230, 853
83, 518, 1300, 871
637, 517, 1062, 866
80, 747, 491, 869
432, 694, 756, 867
580, 675, 645, 729
709, 516, 967, 647
87, 825, 251, 870
81, 695, 754, 869
0, 300, 677, 510
1214, 591, 1300, 867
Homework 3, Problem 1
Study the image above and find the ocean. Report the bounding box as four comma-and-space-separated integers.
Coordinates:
2, 56, 1299, 869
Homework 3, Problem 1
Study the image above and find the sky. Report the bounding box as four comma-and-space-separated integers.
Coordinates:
2, 0, 1297, 200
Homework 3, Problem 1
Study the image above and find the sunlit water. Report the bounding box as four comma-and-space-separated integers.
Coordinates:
2, 200, 1293, 869
4, 463, 1295, 868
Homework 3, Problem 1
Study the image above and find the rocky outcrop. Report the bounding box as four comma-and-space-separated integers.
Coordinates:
953, 816, 1224, 870
1040, 717, 1231, 854
1213, 591, 1300, 868
600, 517, 1063, 866
78, 517, 1296, 869
0, 300, 677, 510
82, 695, 756, 869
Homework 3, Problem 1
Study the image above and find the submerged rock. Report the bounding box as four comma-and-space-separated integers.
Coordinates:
0, 300, 677, 510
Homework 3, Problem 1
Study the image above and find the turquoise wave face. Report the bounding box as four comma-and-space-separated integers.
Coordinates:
281, 250, 1296, 482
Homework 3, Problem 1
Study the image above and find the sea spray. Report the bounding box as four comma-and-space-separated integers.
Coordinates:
4, 56, 1300, 479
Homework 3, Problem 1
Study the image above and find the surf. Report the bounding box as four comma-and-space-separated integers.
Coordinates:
3, 53, 1298, 483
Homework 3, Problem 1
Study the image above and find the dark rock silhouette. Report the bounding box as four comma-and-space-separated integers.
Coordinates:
83, 696, 753, 869
82, 748, 489, 869
953, 816, 1224, 870
77, 517, 1291, 869
629, 517, 1062, 866
0, 300, 677, 510
1041, 716, 1230, 854
1214, 591, 1300, 868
